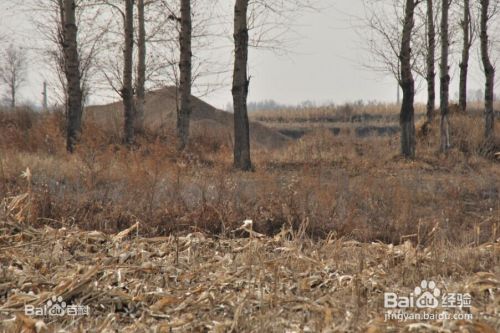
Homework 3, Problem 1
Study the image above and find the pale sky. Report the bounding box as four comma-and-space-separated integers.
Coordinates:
0, 1, 491, 110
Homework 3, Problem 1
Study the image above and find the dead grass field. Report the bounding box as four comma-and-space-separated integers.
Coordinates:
0, 104, 499, 332
0, 211, 498, 332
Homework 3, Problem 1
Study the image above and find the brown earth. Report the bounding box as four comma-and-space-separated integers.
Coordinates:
85, 86, 290, 149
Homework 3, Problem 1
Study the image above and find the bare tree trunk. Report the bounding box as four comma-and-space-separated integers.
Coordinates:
43, 81, 48, 110
122, 0, 135, 145
399, 0, 417, 159
232, 0, 252, 170
58, 0, 65, 37
11, 85, 15, 108
397, 83, 400, 105
63, 0, 83, 153
177, 0, 192, 151
135, 0, 146, 135
425, 0, 435, 123
458, 0, 471, 112
480, 0, 495, 140
439, 0, 451, 153
58, 0, 68, 118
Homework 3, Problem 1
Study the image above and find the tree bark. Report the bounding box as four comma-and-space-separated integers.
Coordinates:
135, 0, 146, 135
425, 0, 435, 123
63, 0, 83, 153
58, 0, 68, 118
399, 0, 417, 159
458, 0, 471, 113
397, 83, 400, 105
11, 83, 15, 108
439, 0, 451, 153
177, 0, 192, 151
43, 81, 48, 110
232, 0, 252, 170
123, 0, 135, 145
480, 0, 495, 140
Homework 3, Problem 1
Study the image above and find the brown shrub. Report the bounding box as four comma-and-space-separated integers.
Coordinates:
0, 105, 498, 245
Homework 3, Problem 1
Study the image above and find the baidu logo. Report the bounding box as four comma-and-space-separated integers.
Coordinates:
25, 295, 89, 317
384, 280, 471, 309
414, 280, 440, 308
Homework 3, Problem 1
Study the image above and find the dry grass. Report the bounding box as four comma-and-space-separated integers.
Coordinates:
0, 105, 498, 331
0, 197, 498, 332
250, 102, 426, 123
0, 107, 498, 242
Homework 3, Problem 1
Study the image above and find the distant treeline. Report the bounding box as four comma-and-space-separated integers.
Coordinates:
225, 88, 495, 113
227, 99, 371, 113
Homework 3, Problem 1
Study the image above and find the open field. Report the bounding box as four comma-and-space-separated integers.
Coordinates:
0, 103, 499, 331
250, 102, 415, 139
2, 0, 500, 331
250, 102, 500, 141
1, 210, 498, 332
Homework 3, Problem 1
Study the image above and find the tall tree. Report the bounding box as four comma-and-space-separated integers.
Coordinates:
63, 0, 83, 153
135, 0, 146, 135
399, 0, 419, 159
439, 0, 451, 153
458, 0, 473, 113
177, 0, 192, 150
362, 0, 425, 106
28, 0, 105, 111
0, 44, 28, 108
480, 0, 495, 140
122, 0, 135, 145
425, 0, 436, 123
232, 0, 252, 170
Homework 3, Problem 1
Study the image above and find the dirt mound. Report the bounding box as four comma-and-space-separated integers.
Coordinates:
85, 87, 290, 149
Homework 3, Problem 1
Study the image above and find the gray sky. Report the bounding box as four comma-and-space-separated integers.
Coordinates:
0, 1, 491, 110
207, 1, 404, 109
